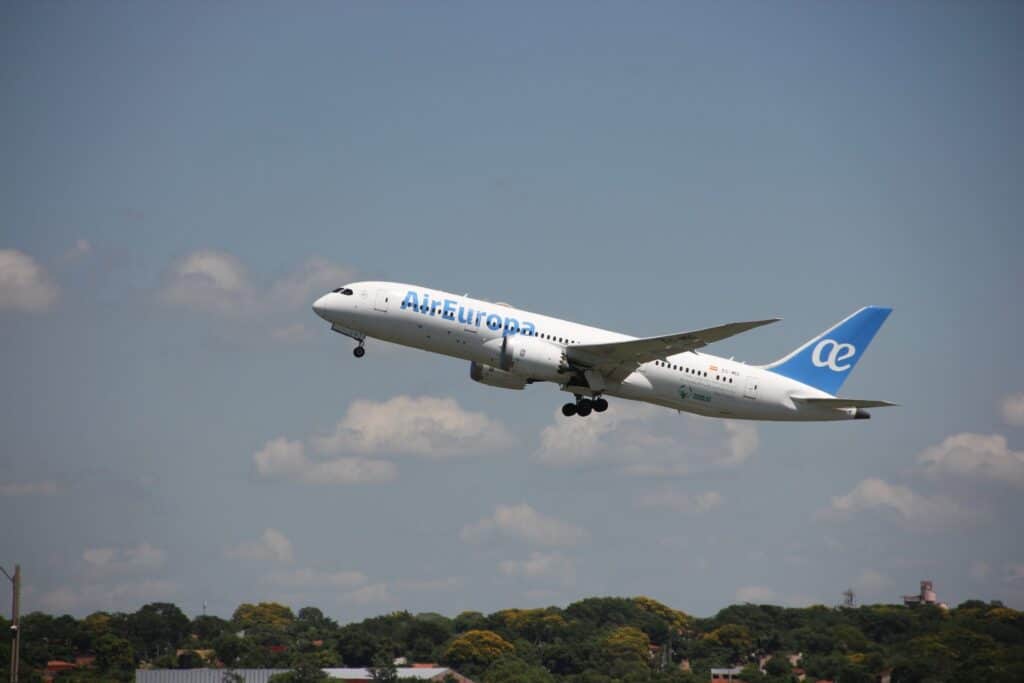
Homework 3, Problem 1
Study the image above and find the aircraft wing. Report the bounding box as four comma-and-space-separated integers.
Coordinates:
566, 318, 780, 379
791, 397, 899, 408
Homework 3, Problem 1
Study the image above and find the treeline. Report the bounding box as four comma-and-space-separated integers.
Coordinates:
2, 596, 1023, 682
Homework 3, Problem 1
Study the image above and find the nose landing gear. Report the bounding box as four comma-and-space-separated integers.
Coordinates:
561, 395, 609, 418
353, 344, 366, 358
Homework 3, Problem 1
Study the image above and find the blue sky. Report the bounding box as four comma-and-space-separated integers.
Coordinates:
2, 2, 1023, 621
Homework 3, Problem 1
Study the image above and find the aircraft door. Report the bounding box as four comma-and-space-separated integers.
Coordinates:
744, 377, 758, 399
374, 289, 390, 312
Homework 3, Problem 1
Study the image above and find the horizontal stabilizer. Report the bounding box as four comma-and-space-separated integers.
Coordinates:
791, 396, 899, 409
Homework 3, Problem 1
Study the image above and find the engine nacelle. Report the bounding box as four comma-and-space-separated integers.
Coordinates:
469, 361, 526, 390
483, 335, 567, 382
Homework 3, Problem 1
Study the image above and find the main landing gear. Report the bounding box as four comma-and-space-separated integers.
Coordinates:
353, 344, 365, 358
561, 395, 608, 418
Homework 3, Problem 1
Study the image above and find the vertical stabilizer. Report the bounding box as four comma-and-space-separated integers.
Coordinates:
764, 306, 892, 395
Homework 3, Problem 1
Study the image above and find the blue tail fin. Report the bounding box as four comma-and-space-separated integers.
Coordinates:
764, 306, 892, 395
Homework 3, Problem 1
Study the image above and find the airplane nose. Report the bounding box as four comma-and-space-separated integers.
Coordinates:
312, 293, 332, 321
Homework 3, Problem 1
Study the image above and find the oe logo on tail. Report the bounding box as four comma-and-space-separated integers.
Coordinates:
812, 339, 856, 372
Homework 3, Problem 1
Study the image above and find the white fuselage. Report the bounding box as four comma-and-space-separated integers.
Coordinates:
314, 281, 861, 422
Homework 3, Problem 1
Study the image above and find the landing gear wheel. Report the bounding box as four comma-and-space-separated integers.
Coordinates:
353, 346, 366, 358
593, 397, 608, 412
561, 402, 578, 417
576, 399, 593, 417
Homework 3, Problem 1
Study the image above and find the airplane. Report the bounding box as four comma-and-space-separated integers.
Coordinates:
312, 282, 896, 421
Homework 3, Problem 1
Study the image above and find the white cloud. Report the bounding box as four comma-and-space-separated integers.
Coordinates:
392, 577, 461, 593
534, 403, 627, 467
267, 257, 354, 311
61, 239, 92, 262
312, 395, 513, 458
341, 583, 394, 605
499, 552, 575, 585
38, 579, 178, 614
461, 504, 588, 547
254, 397, 505, 486
1002, 394, 1024, 427
107, 579, 178, 602
270, 323, 313, 343
735, 585, 777, 603
722, 421, 759, 466
918, 433, 1024, 487
822, 478, 971, 528
638, 489, 723, 514
265, 568, 367, 589
160, 250, 354, 322
253, 437, 397, 485
534, 403, 757, 474
0, 249, 58, 312
83, 542, 166, 574
224, 528, 294, 564
160, 249, 251, 315
853, 569, 891, 595
0, 480, 58, 496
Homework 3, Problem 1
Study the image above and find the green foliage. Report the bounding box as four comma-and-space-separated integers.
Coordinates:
127, 602, 190, 660
233, 602, 296, 630
192, 615, 232, 643
443, 629, 515, 675
369, 650, 399, 681
454, 611, 487, 633
483, 655, 556, 682
94, 633, 134, 674
9, 596, 1024, 683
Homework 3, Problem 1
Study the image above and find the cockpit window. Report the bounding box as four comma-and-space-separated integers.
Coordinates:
332, 288, 354, 295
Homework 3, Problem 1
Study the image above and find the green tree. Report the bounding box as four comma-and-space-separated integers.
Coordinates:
601, 626, 653, 680
603, 626, 650, 663
443, 629, 515, 676
95, 633, 135, 674
739, 663, 765, 682
764, 655, 792, 677
214, 633, 244, 667
483, 655, 556, 683
192, 615, 232, 643
336, 625, 382, 666
369, 651, 399, 681
233, 602, 296, 630
454, 611, 487, 633
127, 602, 190, 660
702, 623, 753, 661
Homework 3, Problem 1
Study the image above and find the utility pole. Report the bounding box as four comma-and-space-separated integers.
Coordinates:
1, 564, 20, 683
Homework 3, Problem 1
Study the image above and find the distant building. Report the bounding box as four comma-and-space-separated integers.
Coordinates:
136, 667, 474, 683
45, 657, 95, 682
710, 666, 745, 682
324, 667, 473, 682
902, 580, 948, 609
137, 671, 289, 683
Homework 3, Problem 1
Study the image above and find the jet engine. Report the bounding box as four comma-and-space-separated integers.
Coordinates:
483, 335, 568, 382
469, 361, 527, 390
